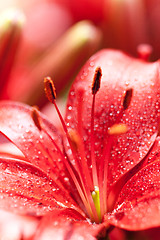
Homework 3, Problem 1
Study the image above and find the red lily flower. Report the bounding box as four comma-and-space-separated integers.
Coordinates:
0, 49, 160, 239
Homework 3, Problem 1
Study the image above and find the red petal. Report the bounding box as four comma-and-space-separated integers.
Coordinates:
0, 101, 79, 202
106, 159, 160, 230
65, 49, 160, 188
0, 157, 81, 216
34, 208, 105, 240
0, 101, 62, 167
107, 136, 160, 211
141, 136, 160, 166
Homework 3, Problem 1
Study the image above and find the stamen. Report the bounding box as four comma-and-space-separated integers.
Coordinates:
63, 134, 99, 221
31, 110, 72, 193
101, 123, 128, 214
108, 123, 128, 135
31, 106, 42, 131
31, 107, 67, 189
68, 128, 93, 191
31, 105, 79, 193
76, 88, 100, 223
76, 88, 94, 190
123, 88, 133, 110
68, 128, 95, 204
99, 135, 113, 216
44, 77, 56, 103
91, 67, 102, 187
92, 67, 102, 95
31, 107, 94, 220
45, 134, 94, 221
44, 79, 99, 222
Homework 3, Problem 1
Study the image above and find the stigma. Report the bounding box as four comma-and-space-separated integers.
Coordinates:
91, 186, 101, 222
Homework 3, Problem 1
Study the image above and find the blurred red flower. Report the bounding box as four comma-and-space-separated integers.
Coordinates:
54, 0, 160, 60
0, 3, 102, 107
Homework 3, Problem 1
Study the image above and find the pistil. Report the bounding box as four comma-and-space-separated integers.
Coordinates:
91, 186, 101, 222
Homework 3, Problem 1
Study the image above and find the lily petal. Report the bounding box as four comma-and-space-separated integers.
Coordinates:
141, 136, 160, 166
34, 208, 106, 240
0, 101, 78, 200
0, 156, 81, 215
106, 159, 160, 230
65, 49, 160, 188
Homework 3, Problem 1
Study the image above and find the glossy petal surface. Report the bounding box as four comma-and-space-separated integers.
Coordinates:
65, 49, 160, 189
0, 101, 62, 167
107, 159, 160, 230
142, 136, 160, 166
0, 101, 80, 202
0, 157, 80, 215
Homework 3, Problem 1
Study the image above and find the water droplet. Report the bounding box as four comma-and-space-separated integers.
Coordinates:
90, 62, 94, 67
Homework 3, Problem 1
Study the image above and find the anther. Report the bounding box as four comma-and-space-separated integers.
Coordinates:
92, 67, 102, 95
108, 123, 128, 135
123, 88, 133, 110
31, 106, 42, 131
68, 129, 80, 151
91, 67, 102, 188
44, 76, 56, 103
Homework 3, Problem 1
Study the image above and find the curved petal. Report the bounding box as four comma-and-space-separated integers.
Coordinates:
0, 101, 62, 172
65, 49, 160, 188
0, 157, 82, 216
106, 159, 160, 230
0, 101, 80, 203
141, 136, 160, 166
0, 209, 39, 240
107, 136, 160, 211
34, 208, 106, 240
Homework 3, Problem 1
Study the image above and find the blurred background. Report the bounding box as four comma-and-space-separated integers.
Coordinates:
0, 0, 160, 113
